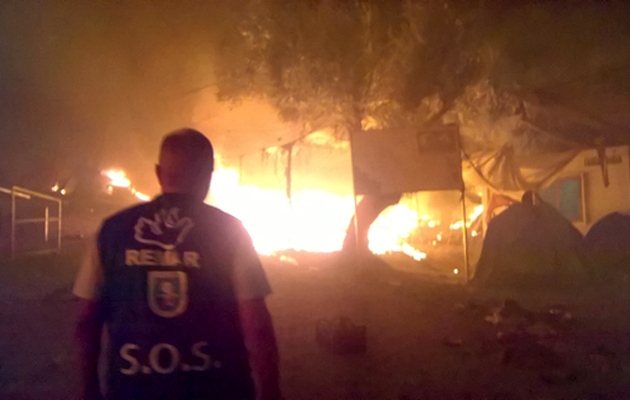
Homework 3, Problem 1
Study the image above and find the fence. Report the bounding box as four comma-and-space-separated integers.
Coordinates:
0, 186, 62, 259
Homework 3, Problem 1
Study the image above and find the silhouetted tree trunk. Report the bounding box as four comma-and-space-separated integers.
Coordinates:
342, 192, 402, 254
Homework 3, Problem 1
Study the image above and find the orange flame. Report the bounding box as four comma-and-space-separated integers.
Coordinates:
208, 168, 427, 259
102, 169, 151, 202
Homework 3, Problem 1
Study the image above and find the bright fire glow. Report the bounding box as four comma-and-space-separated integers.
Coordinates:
103, 170, 131, 188
449, 204, 484, 230
102, 169, 151, 202
209, 169, 355, 254
208, 167, 427, 259
134, 192, 151, 202
369, 204, 427, 261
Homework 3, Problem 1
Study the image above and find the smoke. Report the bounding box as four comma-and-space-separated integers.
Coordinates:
0, 0, 222, 192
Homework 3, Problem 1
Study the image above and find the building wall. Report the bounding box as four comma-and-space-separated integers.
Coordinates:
554, 145, 630, 234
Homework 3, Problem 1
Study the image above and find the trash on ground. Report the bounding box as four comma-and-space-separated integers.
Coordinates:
316, 316, 367, 355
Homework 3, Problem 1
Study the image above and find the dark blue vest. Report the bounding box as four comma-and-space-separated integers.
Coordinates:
97, 194, 255, 399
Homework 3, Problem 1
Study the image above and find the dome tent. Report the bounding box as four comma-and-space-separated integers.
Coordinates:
584, 212, 630, 281
473, 192, 587, 287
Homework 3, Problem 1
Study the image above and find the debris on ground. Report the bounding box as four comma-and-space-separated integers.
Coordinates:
316, 316, 367, 355
540, 367, 582, 385
525, 321, 558, 339
502, 340, 564, 370
441, 337, 463, 347
484, 307, 503, 326
278, 255, 299, 265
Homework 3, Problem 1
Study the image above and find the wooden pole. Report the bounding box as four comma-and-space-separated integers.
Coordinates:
44, 207, 49, 243
456, 128, 470, 284
348, 131, 361, 258
10, 188, 16, 259
57, 200, 62, 254
460, 190, 470, 284
284, 144, 293, 209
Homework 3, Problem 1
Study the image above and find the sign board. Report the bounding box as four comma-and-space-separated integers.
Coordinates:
351, 125, 463, 195
584, 154, 622, 166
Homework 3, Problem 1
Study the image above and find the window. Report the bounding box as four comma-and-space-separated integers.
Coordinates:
539, 175, 585, 222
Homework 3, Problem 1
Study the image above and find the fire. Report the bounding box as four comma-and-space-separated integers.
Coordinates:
368, 204, 427, 261
102, 169, 151, 202
103, 169, 132, 188
208, 169, 355, 255
98, 166, 480, 262
208, 167, 427, 259
449, 204, 484, 230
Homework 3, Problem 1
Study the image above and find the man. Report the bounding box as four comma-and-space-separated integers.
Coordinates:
74, 128, 280, 400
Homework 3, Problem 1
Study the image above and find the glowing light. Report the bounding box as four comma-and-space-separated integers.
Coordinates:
135, 192, 151, 202
453, 268, 459, 275
449, 221, 463, 230
51, 184, 59, 192
102, 169, 151, 202
103, 170, 131, 188
450, 204, 485, 230
428, 220, 437, 228
60, 189, 67, 195
209, 168, 355, 254
401, 243, 427, 261
470, 204, 484, 221
368, 204, 419, 256
208, 167, 427, 259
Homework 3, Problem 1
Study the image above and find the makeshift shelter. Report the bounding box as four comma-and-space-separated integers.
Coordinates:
462, 69, 630, 236
473, 195, 587, 286
584, 212, 630, 279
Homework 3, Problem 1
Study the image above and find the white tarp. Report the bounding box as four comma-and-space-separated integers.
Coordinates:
351, 125, 463, 195
462, 147, 580, 191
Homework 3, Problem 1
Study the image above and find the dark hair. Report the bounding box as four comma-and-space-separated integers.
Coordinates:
159, 128, 214, 173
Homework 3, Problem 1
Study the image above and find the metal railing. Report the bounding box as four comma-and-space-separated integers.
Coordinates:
0, 186, 62, 258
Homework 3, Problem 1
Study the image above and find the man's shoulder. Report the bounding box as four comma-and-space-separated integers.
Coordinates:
102, 201, 154, 227
199, 204, 251, 237
200, 203, 242, 225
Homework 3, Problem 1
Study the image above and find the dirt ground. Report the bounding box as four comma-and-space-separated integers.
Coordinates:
1, 242, 630, 399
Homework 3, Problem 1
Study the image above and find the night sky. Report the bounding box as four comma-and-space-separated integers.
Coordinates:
1, 0, 629, 195
0, 1, 300, 195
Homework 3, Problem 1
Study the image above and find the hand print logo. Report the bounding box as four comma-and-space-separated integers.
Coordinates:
134, 208, 194, 250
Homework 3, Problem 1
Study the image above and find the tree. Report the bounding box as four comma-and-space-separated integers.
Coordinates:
211, 0, 630, 254
212, 0, 494, 253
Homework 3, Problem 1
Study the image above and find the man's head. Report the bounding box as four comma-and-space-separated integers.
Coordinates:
156, 128, 214, 200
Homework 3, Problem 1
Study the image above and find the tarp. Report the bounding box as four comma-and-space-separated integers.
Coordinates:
462, 147, 580, 191
457, 70, 630, 191
351, 125, 462, 195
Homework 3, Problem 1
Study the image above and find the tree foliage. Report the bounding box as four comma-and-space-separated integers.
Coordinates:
213, 0, 493, 137
213, 0, 630, 143
210, 0, 630, 254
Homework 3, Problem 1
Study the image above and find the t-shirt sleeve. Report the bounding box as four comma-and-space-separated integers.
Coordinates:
72, 234, 104, 300
232, 225, 272, 301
